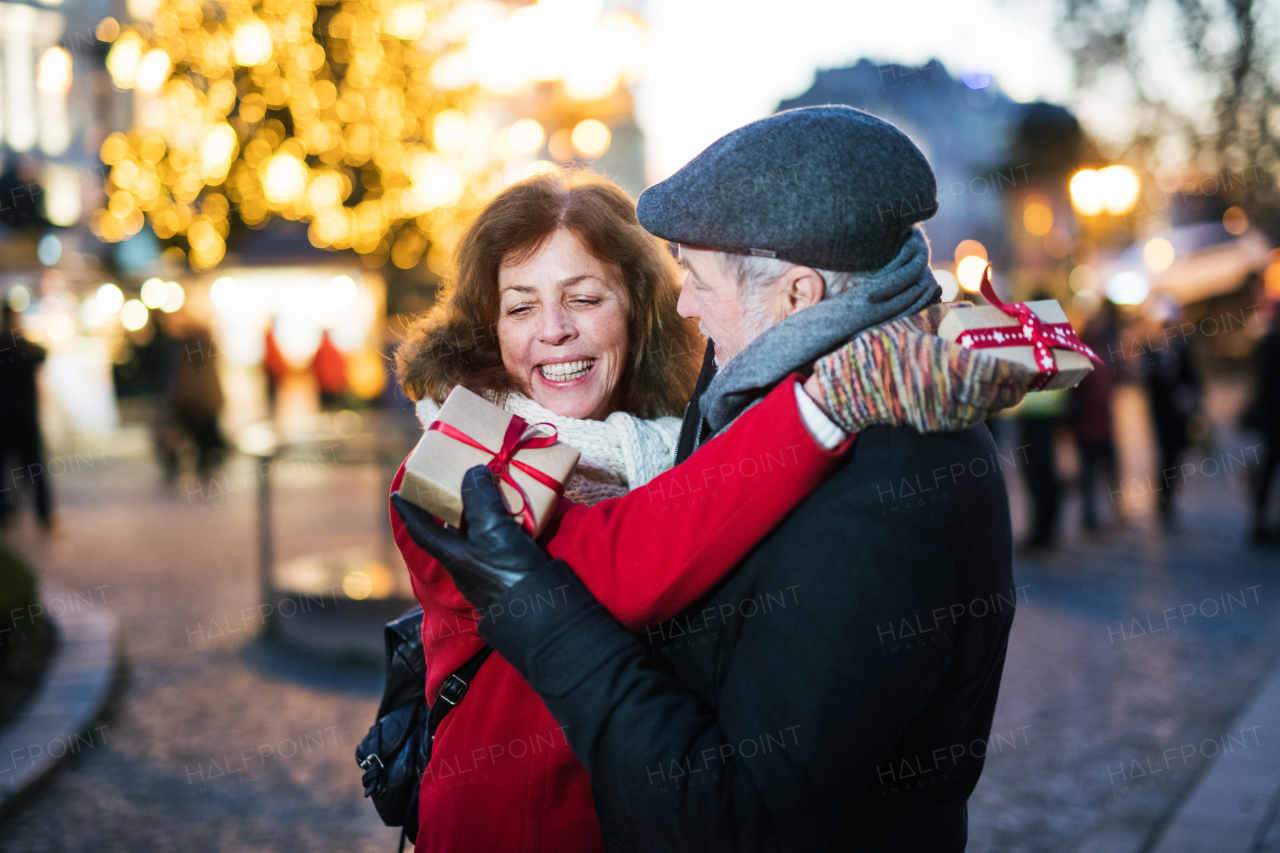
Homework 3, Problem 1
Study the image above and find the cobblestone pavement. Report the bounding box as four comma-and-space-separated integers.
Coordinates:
968, 381, 1280, 853
1, 379, 1277, 852
1, 446, 403, 853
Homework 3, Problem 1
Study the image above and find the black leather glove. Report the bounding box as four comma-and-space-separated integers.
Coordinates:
391, 465, 551, 612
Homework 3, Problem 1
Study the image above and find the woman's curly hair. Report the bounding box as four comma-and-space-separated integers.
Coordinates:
395, 170, 701, 420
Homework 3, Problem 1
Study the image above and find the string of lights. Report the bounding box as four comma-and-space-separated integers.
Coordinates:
96, 0, 644, 273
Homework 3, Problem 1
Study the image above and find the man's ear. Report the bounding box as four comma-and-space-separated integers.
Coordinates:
776, 266, 826, 319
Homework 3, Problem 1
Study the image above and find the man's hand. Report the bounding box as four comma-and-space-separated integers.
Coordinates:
391, 465, 550, 611
802, 373, 831, 416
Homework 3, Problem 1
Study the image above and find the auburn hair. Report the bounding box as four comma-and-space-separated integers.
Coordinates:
396, 170, 701, 419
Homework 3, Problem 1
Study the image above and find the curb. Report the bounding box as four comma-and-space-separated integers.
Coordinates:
1147, 657, 1280, 853
0, 579, 120, 808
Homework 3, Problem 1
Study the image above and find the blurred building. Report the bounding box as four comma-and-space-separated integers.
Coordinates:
778, 59, 1098, 305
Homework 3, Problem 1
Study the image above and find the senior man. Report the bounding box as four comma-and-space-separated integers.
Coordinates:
397, 106, 1017, 851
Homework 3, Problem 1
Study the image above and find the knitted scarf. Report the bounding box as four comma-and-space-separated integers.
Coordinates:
699, 226, 941, 435
415, 393, 681, 507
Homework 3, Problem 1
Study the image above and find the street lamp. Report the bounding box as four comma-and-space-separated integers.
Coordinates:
1070, 165, 1140, 217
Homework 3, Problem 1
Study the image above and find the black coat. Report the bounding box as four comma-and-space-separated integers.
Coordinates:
482, 421, 1016, 852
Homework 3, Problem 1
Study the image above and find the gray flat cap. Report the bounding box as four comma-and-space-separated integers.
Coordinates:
637, 105, 937, 273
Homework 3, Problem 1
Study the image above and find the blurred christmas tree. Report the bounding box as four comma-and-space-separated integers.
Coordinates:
97, 0, 497, 271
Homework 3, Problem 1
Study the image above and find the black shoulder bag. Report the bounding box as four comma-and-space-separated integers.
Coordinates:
356, 605, 492, 851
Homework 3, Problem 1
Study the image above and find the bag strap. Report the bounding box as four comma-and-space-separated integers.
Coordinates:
426, 644, 493, 742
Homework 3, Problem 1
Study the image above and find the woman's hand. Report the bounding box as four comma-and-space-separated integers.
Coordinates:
392, 466, 550, 612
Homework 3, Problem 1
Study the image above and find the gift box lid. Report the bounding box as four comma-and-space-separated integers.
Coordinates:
937, 299, 1069, 338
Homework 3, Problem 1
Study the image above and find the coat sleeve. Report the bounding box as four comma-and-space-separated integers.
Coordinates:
478, 434, 964, 853
390, 376, 850, 634
541, 376, 850, 629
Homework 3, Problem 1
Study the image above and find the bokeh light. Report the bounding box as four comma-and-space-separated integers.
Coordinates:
1099, 165, 1140, 215
1022, 200, 1053, 236
508, 119, 545, 155
1069, 169, 1104, 216
956, 256, 989, 293
96, 283, 125, 314
1223, 206, 1249, 236
1265, 255, 1280, 301
7, 285, 32, 312
140, 278, 168, 309
36, 48, 73, 97
343, 570, 373, 600
120, 299, 150, 331
161, 282, 186, 313
1143, 237, 1175, 272
233, 20, 274, 66
1069, 265, 1098, 293
933, 269, 960, 302
571, 119, 611, 157
210, 277, 239, 310
1106, 271, 1150, 305
135, 49, 171, 93
954, 239, 987, 263
327, 274, 357, 309
37, 234, 62, 266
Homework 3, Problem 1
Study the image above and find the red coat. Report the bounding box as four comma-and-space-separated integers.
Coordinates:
389, 377, 851, 853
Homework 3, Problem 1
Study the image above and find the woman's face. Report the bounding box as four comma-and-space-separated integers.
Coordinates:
497, 228, 631, 420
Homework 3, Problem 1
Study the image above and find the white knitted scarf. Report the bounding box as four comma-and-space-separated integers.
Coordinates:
415, 391, 682, 507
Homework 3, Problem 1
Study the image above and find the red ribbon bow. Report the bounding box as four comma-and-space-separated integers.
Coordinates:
427, 414, 564, 534
958, 266, 1102, 390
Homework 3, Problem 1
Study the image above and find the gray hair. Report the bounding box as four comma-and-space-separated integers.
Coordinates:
715, 252, 862, 343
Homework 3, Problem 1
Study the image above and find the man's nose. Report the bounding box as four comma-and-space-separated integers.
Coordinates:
676, 279, 698, 320
539, 304, 576, 344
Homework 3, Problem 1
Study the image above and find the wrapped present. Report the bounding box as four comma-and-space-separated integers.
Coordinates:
936, 267, 1102, 391
400, 385, 579, 537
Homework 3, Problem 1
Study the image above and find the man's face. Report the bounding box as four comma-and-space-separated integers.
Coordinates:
676, 246, 749, 366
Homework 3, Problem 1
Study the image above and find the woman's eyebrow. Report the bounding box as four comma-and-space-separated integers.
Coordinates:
559, 274, 603, 288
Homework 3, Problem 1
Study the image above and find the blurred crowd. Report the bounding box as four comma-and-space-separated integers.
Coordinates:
3, 289, 1279, 547
1010, 286, 1280, 551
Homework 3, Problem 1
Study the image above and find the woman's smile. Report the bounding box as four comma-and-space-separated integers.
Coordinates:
536, 357, 597, 384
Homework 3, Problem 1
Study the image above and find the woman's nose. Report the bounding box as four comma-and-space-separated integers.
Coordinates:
538, 304, 576, 344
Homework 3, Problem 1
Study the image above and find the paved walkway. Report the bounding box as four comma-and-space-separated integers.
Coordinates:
0, 448, 404, 852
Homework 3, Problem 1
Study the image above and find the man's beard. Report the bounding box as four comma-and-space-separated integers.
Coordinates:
700, 298, 774, 371
698, 321, 723, 370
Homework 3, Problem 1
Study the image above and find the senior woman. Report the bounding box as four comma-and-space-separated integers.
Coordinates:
389, 171, 1031, 852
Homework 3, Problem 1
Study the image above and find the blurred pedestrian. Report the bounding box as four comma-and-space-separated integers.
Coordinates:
311, 329, 347, 410
157, 310, 226, 480
1141, 297, 1202, 527
0, 304, 55, 533
1068, 301, 1119, 531
1018, 388, 1068, 551
1243, 302, 1280, 543
262, 320, 288, 415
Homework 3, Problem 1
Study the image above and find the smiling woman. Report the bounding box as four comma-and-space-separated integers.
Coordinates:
396, 171, 701, 420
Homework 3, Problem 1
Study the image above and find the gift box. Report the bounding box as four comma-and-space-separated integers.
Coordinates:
400, 385, 579, 537
937, 269, 1101, 391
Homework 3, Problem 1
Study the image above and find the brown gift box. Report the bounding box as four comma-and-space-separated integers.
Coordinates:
400, 386, 580, 538
936, 299, 1096, 391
